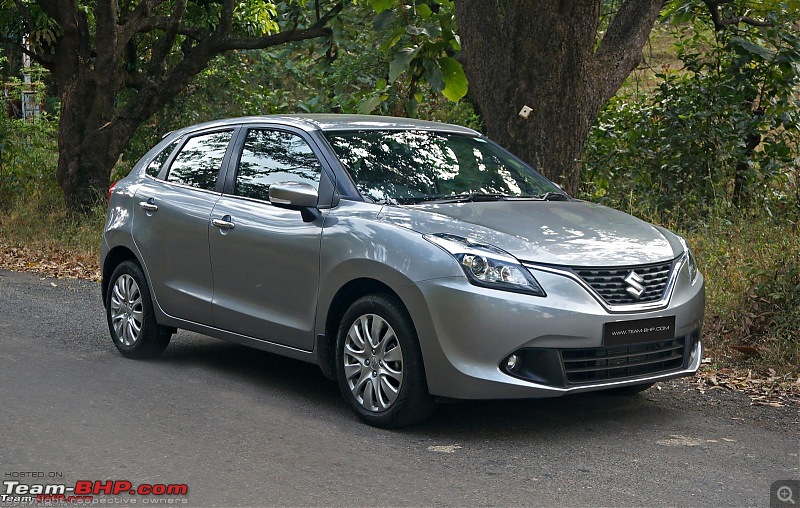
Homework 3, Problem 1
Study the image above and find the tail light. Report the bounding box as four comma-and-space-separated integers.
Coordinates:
108, 181, 118, 203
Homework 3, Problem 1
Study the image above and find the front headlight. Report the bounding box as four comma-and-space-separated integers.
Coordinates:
424, 233, 546, 297
678, 236, 698, 283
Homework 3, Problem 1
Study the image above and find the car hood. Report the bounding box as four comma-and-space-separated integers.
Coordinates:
377, 200, 683, 267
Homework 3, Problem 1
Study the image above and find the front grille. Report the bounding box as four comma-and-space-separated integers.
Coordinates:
573, 261, 674, 305
561, 337, 686, 384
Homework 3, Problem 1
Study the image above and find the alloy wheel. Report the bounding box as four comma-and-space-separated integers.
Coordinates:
343, 313, 404, 412
110, 274, 144, 346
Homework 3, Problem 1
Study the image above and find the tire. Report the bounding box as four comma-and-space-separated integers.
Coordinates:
106, 260, 172, 359
335, 294, 435, 428
606, 382, 655, 396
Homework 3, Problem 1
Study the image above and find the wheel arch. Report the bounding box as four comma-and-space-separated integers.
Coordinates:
101, 246, 142, 307
316, 277, 411, 380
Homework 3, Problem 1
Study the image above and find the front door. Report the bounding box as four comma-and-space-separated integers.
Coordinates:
209, 127, 325, 350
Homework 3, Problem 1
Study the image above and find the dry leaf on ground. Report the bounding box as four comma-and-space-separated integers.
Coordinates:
0, 242, 100, 281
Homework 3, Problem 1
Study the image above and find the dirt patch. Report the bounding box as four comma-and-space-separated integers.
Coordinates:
646, 376, 800, 436
694, 364, 799, 408
0, 242, 100, 281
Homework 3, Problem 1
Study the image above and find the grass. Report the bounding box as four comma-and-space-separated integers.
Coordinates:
0, 120, 105, 280
686, 216, 799, 375
620, 25, 684, 95
603, 188, 799, 378
0, 183, 105, 280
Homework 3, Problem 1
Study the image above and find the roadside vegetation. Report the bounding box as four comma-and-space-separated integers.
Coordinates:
0, 116, 101, 278
0, 2, 797, 390
582, 8, 800, 380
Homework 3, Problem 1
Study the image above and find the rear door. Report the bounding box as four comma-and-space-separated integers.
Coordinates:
209, 126, 328, 350
132, 128, 236, 324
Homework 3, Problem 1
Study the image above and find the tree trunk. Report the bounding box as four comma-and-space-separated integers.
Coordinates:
55, 68, 127, 210
454, 0, 662, 195
47, 6, 115, 211
56, 103, 134, 210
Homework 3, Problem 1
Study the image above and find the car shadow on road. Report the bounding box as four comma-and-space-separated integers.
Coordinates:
414, 394, 665, 436
152, 332, 682, 440
154, 332, 343, 401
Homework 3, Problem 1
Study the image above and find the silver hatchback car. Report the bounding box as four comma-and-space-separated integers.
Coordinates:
101, 115, 705, 427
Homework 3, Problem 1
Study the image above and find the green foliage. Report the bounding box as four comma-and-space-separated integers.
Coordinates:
0, 65, 58, 208
583, 3, 800, 373
124, 1, 480, 166
688, 217, 799, 372
364, 0, 468, 115
0, 0, 61, 51
583, 4, 800, 225
233, 1, 279, 35
0, 115, 58, 208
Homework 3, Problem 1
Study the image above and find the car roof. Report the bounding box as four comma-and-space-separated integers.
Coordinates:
168, 114, 480, 137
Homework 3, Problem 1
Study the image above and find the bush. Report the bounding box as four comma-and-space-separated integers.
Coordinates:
582, 10, 800, 226
0, 114, 58, 208
0, 109, 104, 258
688, 217, 799, 373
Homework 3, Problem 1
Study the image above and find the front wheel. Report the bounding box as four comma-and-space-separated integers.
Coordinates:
106, 260, 172, 359
335, 294, 435, 428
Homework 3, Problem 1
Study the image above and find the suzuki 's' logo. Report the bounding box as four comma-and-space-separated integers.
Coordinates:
624, 271, 646, 299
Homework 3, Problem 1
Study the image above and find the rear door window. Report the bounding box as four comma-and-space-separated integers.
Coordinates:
167, 131, 233, 191
234, 129, 323, 201
145, 139, 179, 178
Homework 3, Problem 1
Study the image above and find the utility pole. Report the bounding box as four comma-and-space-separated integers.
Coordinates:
21, 35, 40, 120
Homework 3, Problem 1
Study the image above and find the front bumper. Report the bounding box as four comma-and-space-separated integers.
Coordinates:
397, 262, 705, 399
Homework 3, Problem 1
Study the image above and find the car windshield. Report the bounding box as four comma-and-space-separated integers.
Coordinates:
323, 130, 562, 204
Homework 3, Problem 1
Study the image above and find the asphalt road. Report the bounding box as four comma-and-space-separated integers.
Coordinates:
1, 269, 798, 507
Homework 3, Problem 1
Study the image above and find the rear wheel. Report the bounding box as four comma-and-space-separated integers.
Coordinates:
335, 294, 435, 428
606, 382, 655, 396
106, 260, 172, 359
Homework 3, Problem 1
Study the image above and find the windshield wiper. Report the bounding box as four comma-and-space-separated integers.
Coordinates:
405, 191, 568, 205
535, 192, 569, 201
415, 192, 511, 204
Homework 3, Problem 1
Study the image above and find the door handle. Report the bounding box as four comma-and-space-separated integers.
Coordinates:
139, 199, 158, 212
211, 216, 235, 230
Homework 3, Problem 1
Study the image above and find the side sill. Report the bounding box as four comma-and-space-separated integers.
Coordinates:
157, 314, 318, 365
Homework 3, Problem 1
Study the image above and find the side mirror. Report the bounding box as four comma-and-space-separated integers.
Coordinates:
269, 182, 321, 222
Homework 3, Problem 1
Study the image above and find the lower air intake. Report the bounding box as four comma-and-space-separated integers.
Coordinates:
560, 338, 686, 384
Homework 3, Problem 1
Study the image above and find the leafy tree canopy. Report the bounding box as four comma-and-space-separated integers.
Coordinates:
0, 0, 342, 210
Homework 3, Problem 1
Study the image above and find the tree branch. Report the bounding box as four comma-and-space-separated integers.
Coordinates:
115, 1, 343, 136
126, 16, 206, 40
146, 0, 189, 76
217, 0, 236, 37
118, 0, 172, 51
94, 0, 119, 85
593, 0, 662, 103
1, 38, 55, 68
120, 0, 169, 27
702, 1, 772, 30
36, 0, 60, 20
123, 69, 149, 91
219, 2, 343, 50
